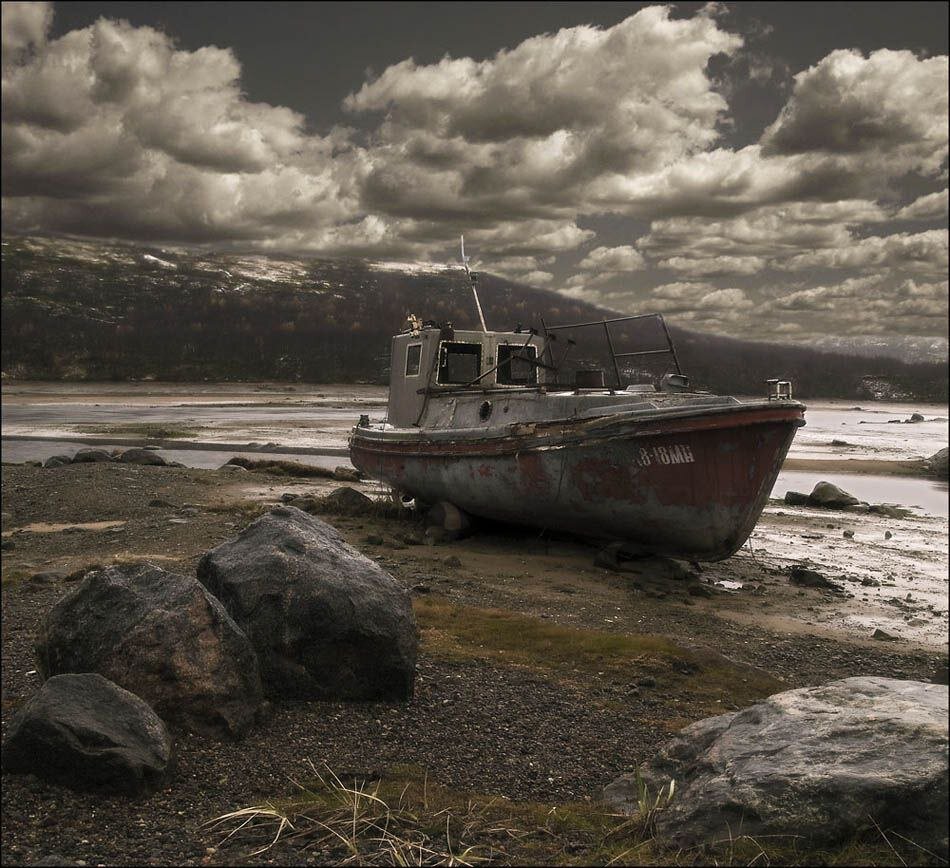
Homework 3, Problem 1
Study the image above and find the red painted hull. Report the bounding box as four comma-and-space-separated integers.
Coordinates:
350, 403, 804, 560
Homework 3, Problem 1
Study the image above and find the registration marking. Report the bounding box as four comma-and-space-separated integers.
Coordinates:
637, 444, 695, 467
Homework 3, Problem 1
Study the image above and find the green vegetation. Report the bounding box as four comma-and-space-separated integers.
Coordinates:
413, 598, 784, 715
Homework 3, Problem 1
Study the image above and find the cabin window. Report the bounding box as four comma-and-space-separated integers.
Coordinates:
497, 344, 538, 385
437, 341, 481, 384
405, 343, 422, 377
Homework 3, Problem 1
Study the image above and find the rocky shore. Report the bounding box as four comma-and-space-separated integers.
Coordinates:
2, 461, 948, 865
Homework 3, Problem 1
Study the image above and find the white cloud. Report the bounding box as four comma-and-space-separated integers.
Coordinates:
895, 189, 949, 221
779, 229, 948, 275
577, 245, 645, 272
659, 254, 766, 276
1, 1, 52, 66
762, 49, 949, 179
1, 17, 366, 245
346, 5, 742, 233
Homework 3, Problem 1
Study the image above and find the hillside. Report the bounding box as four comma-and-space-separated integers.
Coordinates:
2, 235, 947, 401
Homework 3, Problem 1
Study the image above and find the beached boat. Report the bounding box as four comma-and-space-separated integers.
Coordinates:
349, 256, 805, 560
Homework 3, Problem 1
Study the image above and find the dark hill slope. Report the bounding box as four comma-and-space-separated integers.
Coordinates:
2, 236, 946, 401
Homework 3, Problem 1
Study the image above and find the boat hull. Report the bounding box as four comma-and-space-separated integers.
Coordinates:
350, 404, 804, 560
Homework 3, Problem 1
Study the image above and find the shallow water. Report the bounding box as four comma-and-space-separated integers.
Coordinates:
788, 400, 948, 461
774, 470, 949, 518
3, 388, 948, 516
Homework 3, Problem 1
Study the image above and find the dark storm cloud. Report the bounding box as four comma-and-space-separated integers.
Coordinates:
1, 1, 947, 340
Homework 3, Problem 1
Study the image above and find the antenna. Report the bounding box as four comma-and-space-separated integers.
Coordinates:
460, 234, 488, 332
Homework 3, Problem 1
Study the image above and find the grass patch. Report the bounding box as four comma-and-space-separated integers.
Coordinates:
413, 599, 784, 712
206, 761, 653, 865
224, 456, 339, 478
204, 498, 270, 519
1, 568, 32, 586
74, 423, 200, 439
415, 598, 676, 671
206, 764, 926, 866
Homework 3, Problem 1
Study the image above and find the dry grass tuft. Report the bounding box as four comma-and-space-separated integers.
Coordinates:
205, 762, 531, 865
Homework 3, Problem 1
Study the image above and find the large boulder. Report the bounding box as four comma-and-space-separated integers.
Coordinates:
118, 448, 169, 466
2, 673, 172, 795
927, 447, 948, 480
70, 448, 114, 463
604, 677, 948, 855
35, 563, 264, 738
321, 486, 374, 514
807, 481, 860, 508
197, 505, 417, 701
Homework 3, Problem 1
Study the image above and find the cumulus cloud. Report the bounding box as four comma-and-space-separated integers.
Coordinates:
1, 16, 367, 247
895, 189, 949, 221
1, 5, 947, 341
577, 245, 645, 272
346, 5, 741, 229
779, 229, 948, 276
1, 1, 52, 66
762, 49, 948, 177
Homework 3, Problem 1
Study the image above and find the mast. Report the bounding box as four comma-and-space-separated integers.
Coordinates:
460, 235, 488, 332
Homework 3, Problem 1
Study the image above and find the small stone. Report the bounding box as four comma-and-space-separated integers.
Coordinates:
279, 493, 297, 504
872, 628, 898, 641
885, 531, 893, 540
843, 530, 854, 539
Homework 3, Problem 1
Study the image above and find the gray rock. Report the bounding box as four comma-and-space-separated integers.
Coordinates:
322, 486, 374, 514
118, 448, 168, 466
594, 547, 696, 581
198, 506, 417, 701
42, 455, 72, 468
788, 565, 839, 590
783, 490, 810, 506
927, 447, 948, 480
2, 673, 172, 795
427, 501, 472, 539
218, 463, 249, 473
873, 627, 899, 641
909, 412, 925, 423
807, 481, 860, 508
604, 678, 948, 855
35, 563, 264, 738
70, 449, 114, 464
279, 493, 298, 503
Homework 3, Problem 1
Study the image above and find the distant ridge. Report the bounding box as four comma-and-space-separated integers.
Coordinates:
2, 235, 947, 402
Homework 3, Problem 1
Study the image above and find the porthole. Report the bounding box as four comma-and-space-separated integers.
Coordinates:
478, 400, 492, 421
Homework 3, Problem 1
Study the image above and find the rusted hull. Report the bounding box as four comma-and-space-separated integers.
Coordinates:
350, 405, 804, 560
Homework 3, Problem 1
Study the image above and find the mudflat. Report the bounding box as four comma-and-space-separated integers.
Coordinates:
1, 462, 947, 865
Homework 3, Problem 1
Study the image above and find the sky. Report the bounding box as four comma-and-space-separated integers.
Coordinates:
2, 1, 948, 343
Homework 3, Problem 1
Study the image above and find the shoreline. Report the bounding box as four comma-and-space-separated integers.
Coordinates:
2, 436, 943, 480
782, 457, 934, 477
